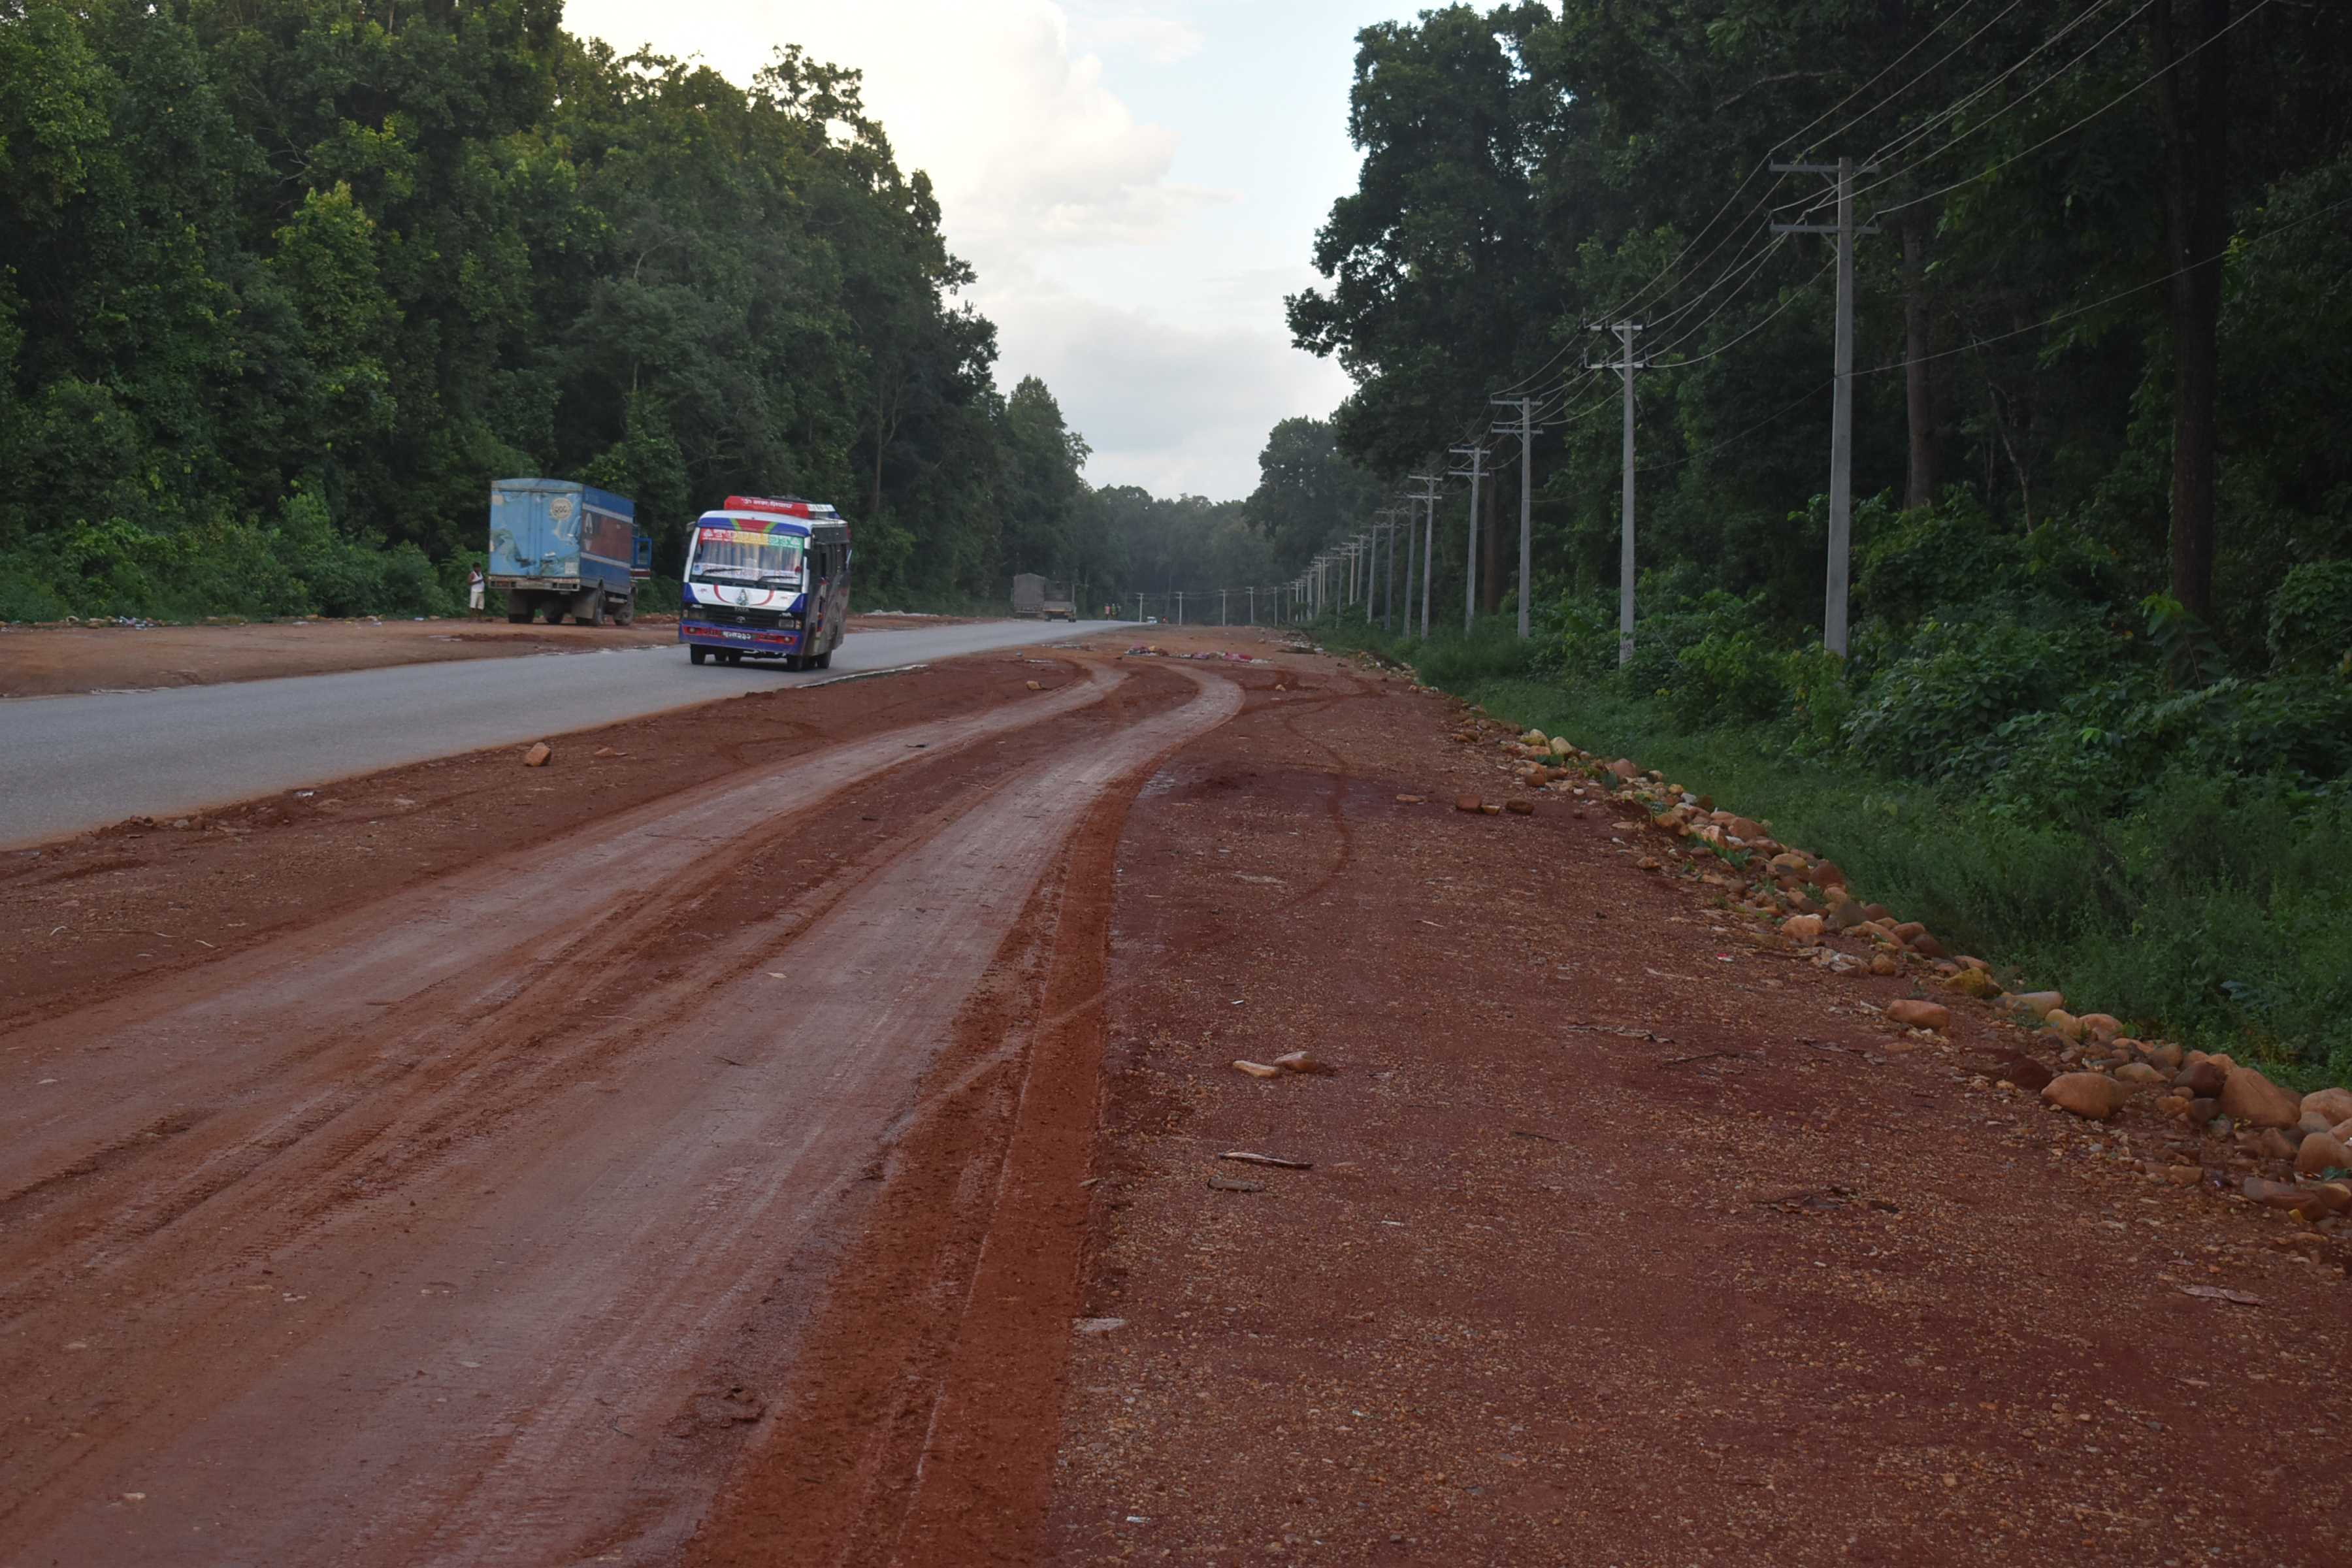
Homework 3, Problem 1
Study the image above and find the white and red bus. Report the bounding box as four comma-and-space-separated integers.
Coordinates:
678, 495, 851, 671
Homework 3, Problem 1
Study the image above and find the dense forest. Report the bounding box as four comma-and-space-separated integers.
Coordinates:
1275, 1, 2352, 1074
0, 0, 1291, 619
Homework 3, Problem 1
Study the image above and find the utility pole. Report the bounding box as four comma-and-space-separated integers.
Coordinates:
1774, 154, 1878, 657
1407, 474, 1443, 639
1450, 444, 1487, 634
1587, 323, 1649, 666
1392, 503, 1411, 630
1133, 591, 1142, 623
1382, 508, 1400, 632
1491, 397, 1536, 638
1248, 585, 1256, 625
1176, 589, 1184, 625
1401, 474, 1438, 639
1220, 587, 1228, 625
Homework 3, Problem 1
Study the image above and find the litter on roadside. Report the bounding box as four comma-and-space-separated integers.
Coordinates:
1218, 1151, 1313, 1170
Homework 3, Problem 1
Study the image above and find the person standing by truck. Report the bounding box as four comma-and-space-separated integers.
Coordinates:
467, 566, 485, 615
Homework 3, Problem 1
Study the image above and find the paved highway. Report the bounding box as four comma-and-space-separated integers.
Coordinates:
0, 620, 1121, 847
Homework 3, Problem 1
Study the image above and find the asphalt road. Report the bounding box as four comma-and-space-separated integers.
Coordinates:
0, 620, 1122, 847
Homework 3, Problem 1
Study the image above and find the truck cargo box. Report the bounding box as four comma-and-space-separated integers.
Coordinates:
488, 480, 642, 593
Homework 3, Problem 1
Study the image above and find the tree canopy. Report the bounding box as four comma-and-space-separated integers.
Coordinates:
0, 0, 1241, 617
1289, 0, 2352, 652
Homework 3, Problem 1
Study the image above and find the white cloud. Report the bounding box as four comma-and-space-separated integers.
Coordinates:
557, 1, 1397, 497
1068, 5, 1207, 65
981, 277, 1350, 497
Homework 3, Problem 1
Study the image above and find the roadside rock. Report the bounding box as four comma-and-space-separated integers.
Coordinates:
1231, 1060, 1281, 1079
2302, 1087, 2352, 1126
1505, 799, 1534, 815
1812, 860, 1848, 889
2219, 1066, 2302, 1129
2179, 1060, 2229, 1098
2114, 1062, 2169, 1086
1943, 968, 2001, 1000
2243, 1177, 2345, 1218
1886, 999, 1950, 1031
2006, 990, 2065, 1021
2044, 1072, 2129, 1120
1869, 953, 1900, 976
1780, 914, 1825, 942
523, 742, 552, 768
1455, 796, 1483, 813
1999, 1056, 2057, 1093
2042, 1009, 2085, 1043
2076, 1012, 2123, 1043
1273, 1051, 1338, 1075
2294, 1132, 2352, 1177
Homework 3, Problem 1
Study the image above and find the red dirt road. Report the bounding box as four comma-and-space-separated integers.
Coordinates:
5, 629, 2345, 1567
0, 649, 1233, 1564
1046, 637, 2352, 1566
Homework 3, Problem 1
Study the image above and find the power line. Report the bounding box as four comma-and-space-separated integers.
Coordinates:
1856, 189, 2352, 378
1854, 0, 2129, 172
1870, 0, 2278, 221
1656, 251, 1838, 367
1820, 0, 2164, 220
1482, 1, 2022, 431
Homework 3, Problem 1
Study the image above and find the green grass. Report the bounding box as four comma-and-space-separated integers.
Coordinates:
1310, 613, 2352, 1086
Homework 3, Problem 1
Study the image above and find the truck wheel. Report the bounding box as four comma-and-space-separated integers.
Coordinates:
815, 649, 832, 669
540, 598, 568, 625
507, 610, 531, 624
721, 650, 742, 666
578, 596, 606, 627
614, 595, 634, 627
690, 646, 708, 666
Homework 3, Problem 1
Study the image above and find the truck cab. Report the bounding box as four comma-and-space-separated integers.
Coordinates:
678, 495, 852, 671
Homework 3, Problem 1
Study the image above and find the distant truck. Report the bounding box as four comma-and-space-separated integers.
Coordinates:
487, 479, 652, 625
678, 495, 852, 670
1011, 573, 1075, 621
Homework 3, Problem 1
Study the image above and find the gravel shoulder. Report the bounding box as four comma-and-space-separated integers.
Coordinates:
0, 612, 976, 698
1045, 629, 2351, 1567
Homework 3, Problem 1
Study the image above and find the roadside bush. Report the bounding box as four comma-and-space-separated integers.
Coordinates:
2266, 559, 2352, 674
1841, 615, 2110, 777
1666, 629, 1788, 727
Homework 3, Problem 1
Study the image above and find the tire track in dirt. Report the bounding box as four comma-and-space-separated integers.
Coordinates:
0, 659, 1239, 1567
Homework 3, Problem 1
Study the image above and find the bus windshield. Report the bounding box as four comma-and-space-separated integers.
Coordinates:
690, 524, 804, 586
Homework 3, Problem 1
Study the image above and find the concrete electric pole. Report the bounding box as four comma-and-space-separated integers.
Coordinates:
1588, 323, 1650, 666
1450, 444, 1487, 634
1407, 473, 1442, 640
1774, 154, 1878, 657
1492, 397, 1537, 638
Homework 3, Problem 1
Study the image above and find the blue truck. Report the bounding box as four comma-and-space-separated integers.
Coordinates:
487, 479, 653, 626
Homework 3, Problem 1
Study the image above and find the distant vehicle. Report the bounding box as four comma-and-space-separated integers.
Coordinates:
679, 495, 851, 670
487, 479, 653, 625
1011, 573, 1075, 621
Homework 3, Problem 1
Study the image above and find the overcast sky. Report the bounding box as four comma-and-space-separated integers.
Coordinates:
561, 0, 1416, 500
